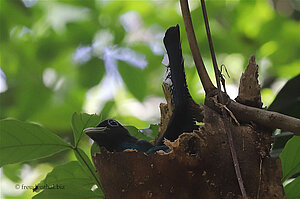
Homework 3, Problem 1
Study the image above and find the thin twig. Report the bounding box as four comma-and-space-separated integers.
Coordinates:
179, 0, 215, 92
74, 148, 102, 190
199, 0, 248, 198
257, 158, 262, 199
222, 117, 248, 199
200, 0, 222, 94
213, 102, 248, 198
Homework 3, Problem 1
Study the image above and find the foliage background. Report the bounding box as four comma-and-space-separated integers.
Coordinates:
0, 0, 299, 198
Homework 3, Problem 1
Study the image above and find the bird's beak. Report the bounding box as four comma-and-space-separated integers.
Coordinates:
83, 126, 108, 134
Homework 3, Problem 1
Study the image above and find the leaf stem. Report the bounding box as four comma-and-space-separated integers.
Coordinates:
73, 147, 102, 190
75, 114, 93, 148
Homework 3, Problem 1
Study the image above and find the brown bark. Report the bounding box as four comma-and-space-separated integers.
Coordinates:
228, 100, 300, 135
93, 105, 285, 199
180, 0, 300, 135
236, 55, 262, 108
90, 1, 298, 197
92, 55, 289, 198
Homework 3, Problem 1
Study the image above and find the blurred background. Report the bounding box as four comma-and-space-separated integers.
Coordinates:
0, 0, 299, 198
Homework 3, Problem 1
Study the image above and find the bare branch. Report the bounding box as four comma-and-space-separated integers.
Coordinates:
179, 0, 215, 92
221, 116, 249, 199
228, 100, 300, 135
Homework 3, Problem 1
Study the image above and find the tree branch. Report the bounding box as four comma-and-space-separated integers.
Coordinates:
179, 0, 215, 92
180, 0, 300, 135
228, 100, 300, 135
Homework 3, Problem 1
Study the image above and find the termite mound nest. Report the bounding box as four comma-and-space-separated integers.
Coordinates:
92, 56, 285, 199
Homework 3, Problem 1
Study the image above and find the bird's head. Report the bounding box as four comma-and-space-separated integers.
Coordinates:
83, 119, 132, 151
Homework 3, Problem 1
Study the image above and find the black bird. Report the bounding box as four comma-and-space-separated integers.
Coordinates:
156, 25, 199, 145
85, 26, 198, 151
84, 119, 169, 153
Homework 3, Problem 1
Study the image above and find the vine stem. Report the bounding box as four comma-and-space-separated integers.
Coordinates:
200, 0, 222, 93
199, 0, 248, 198
180, 0, 249, 198
221, 117, 249, 199
179, 0, 215, 93
180, 0, 300, 134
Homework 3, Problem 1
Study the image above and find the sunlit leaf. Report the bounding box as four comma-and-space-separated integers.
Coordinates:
71, 112, 101, 147
0, 119, 71, 167
74, 148, 100, 187
99, 100, 115, 120
284, 177, 300, 199
140, 124, 159, 140
280, 136, 300, 182
125, 125, 152, 141
118, 61, 147, 101
2, 163, 22, 182
34, 161, 104, 199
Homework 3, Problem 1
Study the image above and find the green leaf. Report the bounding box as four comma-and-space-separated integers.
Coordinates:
2, 163, 22, 182
284, 177, 300, 199
125, 126, 151, 141
33, 161, 104, 199
124, 124, 158, 141
77, 58, 105, 89
71, 112, 101, 147
139, 124, 159, 140
118, 61, 147, 101
91, 142, 100, 157
74, 148, 101, 188
280, 136, 300, 182
0, 119, 71, 167
100, 100, 115, 120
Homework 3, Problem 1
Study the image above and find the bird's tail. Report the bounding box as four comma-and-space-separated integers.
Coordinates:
163, 25, 190, 107
156, 25, 199, 145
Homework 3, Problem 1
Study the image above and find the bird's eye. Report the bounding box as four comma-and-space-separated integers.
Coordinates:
108, 119, 119, 127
